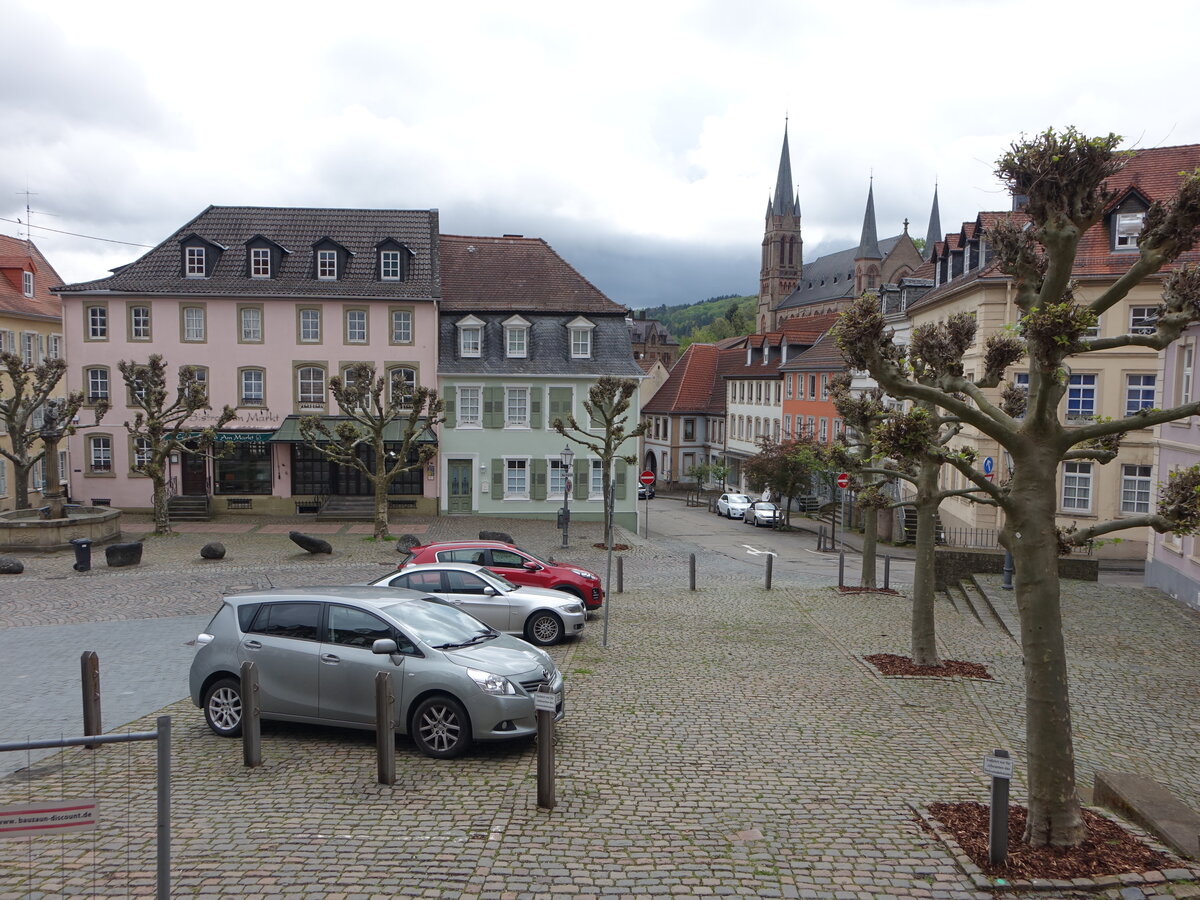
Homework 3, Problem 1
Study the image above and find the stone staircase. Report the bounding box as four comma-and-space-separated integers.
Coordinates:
317, 495, 375, 520
166, 495, 211, 522
941, 574, 1020, 644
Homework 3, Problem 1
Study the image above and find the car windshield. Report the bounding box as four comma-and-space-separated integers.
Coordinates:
380, 599, 497, 648
729, 495, 750, 503
486, 571, 519, 591
756, 503, 778, 511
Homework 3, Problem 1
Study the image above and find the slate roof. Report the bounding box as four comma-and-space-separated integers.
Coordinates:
0, 235, 62, 321
856, 183, 882, 260
778, 235, 902, 310
628, 317, 678, 346
439, 234, 625, 315
642, 343, 720, 414
54, 206, 440, 299
778, 334, 848, 373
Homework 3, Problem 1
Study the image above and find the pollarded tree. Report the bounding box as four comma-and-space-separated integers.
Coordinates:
742, 435, 827, 527
0, 353, 96, 510
299, 362, 443, 541
119, 355, 235, 535
835, 128, 1200, 848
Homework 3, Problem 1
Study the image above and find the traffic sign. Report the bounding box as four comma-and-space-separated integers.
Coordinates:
639, 470, 656, 486
983, 456, 995, 476
836, 472, 850, 489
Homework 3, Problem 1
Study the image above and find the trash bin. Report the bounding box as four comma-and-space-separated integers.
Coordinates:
70, 537, 93, 572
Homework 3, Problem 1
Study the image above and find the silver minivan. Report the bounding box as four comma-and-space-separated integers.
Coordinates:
189, 586, 564, 759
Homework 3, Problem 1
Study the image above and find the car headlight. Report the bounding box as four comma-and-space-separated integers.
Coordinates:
569, 568, 598, 580
563, 603, 584, 614
467, 668, 517, 695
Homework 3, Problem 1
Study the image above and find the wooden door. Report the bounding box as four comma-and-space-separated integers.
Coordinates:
447, 460, 472, 513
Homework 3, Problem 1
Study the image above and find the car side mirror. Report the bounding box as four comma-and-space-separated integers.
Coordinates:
483, 586, 498, 596
372, 638, 398, 654
523, 561, 541, 571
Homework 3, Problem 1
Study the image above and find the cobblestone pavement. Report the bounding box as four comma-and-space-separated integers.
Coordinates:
1, 513, 1199, 898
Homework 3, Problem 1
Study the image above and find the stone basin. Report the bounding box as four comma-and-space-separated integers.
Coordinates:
0, 505, 123, 552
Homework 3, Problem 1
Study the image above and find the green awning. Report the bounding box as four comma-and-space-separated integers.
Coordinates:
267, 415, 436, 444
170, 430, 272, 443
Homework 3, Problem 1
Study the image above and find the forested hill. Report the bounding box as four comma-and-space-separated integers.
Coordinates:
638, 294, 757, 349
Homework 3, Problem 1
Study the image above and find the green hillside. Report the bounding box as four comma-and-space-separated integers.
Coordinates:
640, 294, 757, 349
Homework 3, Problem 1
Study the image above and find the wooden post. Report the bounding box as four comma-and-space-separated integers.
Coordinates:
536, 688, 556, 809
689, 553, 696, 591
81, 651, 101, 749
375, 671, 395, 785
240, 661, 261, 768
765, 554, 773, 590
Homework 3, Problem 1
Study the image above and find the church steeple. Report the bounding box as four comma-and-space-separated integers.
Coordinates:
758, 121, 803, 333
924, 183, 941, 261
856, 179, 882, 260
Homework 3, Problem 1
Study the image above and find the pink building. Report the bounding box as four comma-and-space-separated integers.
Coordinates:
55, 206, 441, 517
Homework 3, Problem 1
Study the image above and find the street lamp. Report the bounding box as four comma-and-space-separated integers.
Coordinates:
560, 444, 575, 548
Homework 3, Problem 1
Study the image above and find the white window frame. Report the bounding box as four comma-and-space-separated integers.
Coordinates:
1120, 464, 1152, 515
549, 458, 568, 497
345, 309, 367, 344
1125, 374, 1156, 417
506, 325, 528, 358
1129, 306, 1158, 335
504, 458, 529, 499
1066, 373, 1097, 420
250, 247, 271, 278
458, 315, 484, 358
819, 418, 828, 442
183, 306, 206, 342
505, 387, 529, 428
589, 459, 603, 499
389, 367, 416, 408
86, 367, 109, 402
457, 386, 482, 428
89, 436, 112, 473
241, 369, 265, 406
317, 249, 338, 280
20, 332, 36, 365
299, 308, 321, 343
1115, 211, 1145, 249
391, 309, 412, 344
568, 316, 595, 359
297, 366, 326, 408
47, 334, 61, 359
380, 249, 402, 281
185, 246, 206, 277
1181, 342, 1195, 406
240, 307, 263, 342
22, 271, 33, 297
1061, 461, 1093, 512
131, 306, 151, 340
87, 305, 107, 340
133, 437, 153, 471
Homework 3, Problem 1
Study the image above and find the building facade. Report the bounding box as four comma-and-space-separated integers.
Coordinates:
55, 206, 441, 516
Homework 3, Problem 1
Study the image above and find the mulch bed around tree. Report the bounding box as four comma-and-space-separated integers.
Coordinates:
836, 585, 900, 595
591, 543, 630, 551
865, 653, 992, 680
926, 801, 1174, 879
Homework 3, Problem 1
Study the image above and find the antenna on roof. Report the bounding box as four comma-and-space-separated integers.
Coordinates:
15, 186, 37, 244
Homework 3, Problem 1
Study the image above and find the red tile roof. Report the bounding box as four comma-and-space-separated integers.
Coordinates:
642, 343, 720, 414
439, 234, 626, 314
779, 311, 840, 343
0, 234, 62, 322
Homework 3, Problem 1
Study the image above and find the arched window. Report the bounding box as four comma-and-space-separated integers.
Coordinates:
389, 366, 417, 408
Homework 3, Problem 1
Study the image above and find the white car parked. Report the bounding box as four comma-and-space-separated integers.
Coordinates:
716, 493, 753, 518
743, 501, 783, 527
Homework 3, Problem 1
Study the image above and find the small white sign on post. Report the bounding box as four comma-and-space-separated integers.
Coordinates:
0, 800, 99, 839
534, 690, 557, 713
982, 755, 1014, 779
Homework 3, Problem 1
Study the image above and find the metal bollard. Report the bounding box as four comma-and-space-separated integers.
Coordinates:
536, 687, 556, 809
617, 555, 623, 594
987, 749, 1012, 865
765, 554, 773, 590
1002, 550, 1014, 590
883, 555, 891, 590
838, 549, 845, 588
241, 661, 261, 768
375, 671, 395, 785
689, 553, 696, 591
81, 651, 101, 749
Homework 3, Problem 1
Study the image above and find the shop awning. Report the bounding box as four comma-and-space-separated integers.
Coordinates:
170, 430, 273, 443
267, 415, 436, 444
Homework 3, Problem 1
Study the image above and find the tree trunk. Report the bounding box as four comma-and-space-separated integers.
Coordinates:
1010, 463, 1084, 847
860, 505, 877, 588
152, 477, 172, 535
910, 459, 941, 666
12, 461, 32, 510
373, 469, 391, 541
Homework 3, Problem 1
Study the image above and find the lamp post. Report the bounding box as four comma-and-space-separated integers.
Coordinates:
560, 444, 575, 549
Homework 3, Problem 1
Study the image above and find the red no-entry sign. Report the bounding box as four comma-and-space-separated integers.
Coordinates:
836, 472, 850, 489
639, 470, 656, 486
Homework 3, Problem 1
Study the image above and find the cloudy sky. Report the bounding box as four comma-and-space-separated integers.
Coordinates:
4, 0, 1200, 310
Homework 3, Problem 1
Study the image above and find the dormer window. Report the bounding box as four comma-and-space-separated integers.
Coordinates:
376, 239, 413, 281
568, 316, 595, 359
244, 235, 287, 279
1115, 212, 1145, 249
457, 315, 484, 358
22, 271, 33, 297
504, 315, 530, 358
313, 238, 350, 281
186, 247, 206, 277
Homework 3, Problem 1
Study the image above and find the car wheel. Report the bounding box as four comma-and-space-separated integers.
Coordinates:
525, 611, 564, 646
203, 677, 243, 738
411, 695, 472, 759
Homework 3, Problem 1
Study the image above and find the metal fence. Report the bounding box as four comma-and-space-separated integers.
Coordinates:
939, 525, 1093, 555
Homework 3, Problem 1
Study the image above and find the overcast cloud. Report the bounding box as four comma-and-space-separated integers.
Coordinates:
4, 0, 1200, 309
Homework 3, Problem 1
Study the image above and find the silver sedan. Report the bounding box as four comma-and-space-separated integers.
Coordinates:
370, 563, 586, 646
744, 501, 783, 527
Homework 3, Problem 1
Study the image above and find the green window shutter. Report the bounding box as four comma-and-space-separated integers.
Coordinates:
616, 460, 627, 500
531, 458, 547, 500
484, 387, 503, 428
529, 387, 543, 429
491, 459, 503, 497
442, 387, 456, 428
548, 387, 571, 427
574, 460, 589, 500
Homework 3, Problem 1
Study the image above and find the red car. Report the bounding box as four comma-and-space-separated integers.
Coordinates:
399, 541, 604, 610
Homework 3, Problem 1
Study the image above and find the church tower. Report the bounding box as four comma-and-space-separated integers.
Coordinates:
853, 179, 883, 295
758, 123, 802, 332
924, 183, 941, 260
